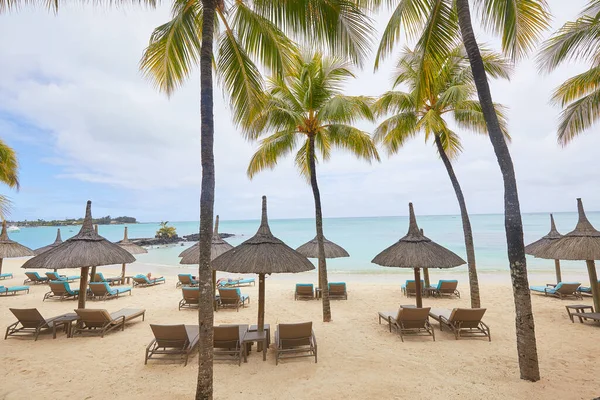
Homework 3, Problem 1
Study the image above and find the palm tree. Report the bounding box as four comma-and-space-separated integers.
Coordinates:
373, 45, 511, 309
244, 52, 380, 322
0, 138, 20, 218
155, 221, 177, 238
538, 1, 600, 145
366, 0, 551, 382
141, 2, 372, 398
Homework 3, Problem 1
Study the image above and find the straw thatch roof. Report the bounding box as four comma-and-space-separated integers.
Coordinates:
0, 220, 34, 258
535, 198, 600, 261
180, 215, 233, 264
296, 236, 349, 259
211, 197, 314, 274
117, 227, 148, 255
34, 228, 63, 255
372, 203, 465, 269
525, 214, 562, 257
22, 201, 135, 270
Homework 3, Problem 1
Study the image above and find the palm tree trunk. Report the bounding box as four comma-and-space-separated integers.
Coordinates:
308, 135, 331, 322
196, 0, 216, 398
434, 134, 480, 308
456, 0, 539, 382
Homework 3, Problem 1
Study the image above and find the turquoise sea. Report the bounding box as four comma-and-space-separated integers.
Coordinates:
8, 211, 600, 275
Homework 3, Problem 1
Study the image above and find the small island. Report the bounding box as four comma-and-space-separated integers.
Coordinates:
7, 215, 137, 227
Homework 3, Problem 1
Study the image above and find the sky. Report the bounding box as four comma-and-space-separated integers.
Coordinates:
1, 0, 599, 222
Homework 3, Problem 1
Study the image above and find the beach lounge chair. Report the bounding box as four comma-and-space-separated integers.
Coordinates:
275, 322, 317, 365
45, 271, 80, 283
578, 281, 600, 296
43, 281, 79, 301
176, 274, 198, 288
0, 285, 30, 296
430, 280, 460, 298
214, 325, 246, 366
132, 274, 166, 288
0, 273, 13, 280
401, 280, 424, 297
378, 307, 435, 341
530, 282, 582, 300
93, 272, 122, 286
88, 282, 132, 301
328, 282, 347, 300
72, 308, 145, 337
179, 287, 200, 310
5, 308, 72, 340
23, 272, 48, 285
429, 308, 491, 341
295, 284, 315, 300
217, 288, 249, 311
218, 278, 256, 288
145, 324, 200, 366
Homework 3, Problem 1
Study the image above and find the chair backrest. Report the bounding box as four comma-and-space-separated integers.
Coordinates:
46, 272, 60, 280
10, 308, 45, 328
25, 272, 43, 281
328, 282, 346, 294
437, 280, 458, 292
178, 274, 193, 284
49, 281, 69, 295
214, 325, 240, 349
395, 307, 431, 329
93, 273, 106, 283
150, 324, 189, 349
405, 280, 424, 292
182, 287, 200, 303
556, 282, 580, 293
448, 308, 487, 328
296, 284, 314, 296
74, 308, 113, 327
133, 275, 150, 284
218, 288, 241, 304
89, 282, 112, 296
278, 322, 312, 348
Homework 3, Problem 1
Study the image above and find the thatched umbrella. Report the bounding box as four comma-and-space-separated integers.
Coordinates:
372, 203, 465, 308
212, 196, 314, 335
117, 226, 148, 282
22, 201, 135, 309
525, 214, 563, 284
180, 215, 233, 294
34, 228, 63, 255
296, 236, 349, 258
0, 220, 34, 275
534, 199, 600, 312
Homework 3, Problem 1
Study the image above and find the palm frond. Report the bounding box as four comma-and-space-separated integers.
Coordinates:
326, 125, 381, 162
318, 95, 374, 124
453, 100, 510, 139
551, 66, 600, 106
0, 139, 19, 190
247, 129, 299, 178
555, 87, 600, 146
435, 128, 463, 159
372, 91, 415, 117
373, 112, 420, 154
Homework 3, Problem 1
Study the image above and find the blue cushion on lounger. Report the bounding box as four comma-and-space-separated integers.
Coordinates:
296, 283, 313, 288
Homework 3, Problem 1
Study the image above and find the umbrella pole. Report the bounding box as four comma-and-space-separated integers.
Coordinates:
212, 270, 217, 312
423, 268, 430, 289
78, 266, 89, 309
257, 273, 265, 351
0, 258, 3, 275
554, 259, 562, 284
586, 260, 600, 312
414, 268, 423, 308
121, 263, 126, 285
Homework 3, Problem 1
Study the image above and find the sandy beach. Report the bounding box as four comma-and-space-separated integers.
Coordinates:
1, 258, 599, 400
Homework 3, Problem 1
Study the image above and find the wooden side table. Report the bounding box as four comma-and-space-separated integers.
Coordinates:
565, 304, 594, 323
248, 324, 271, 348
242, 330, 267, 362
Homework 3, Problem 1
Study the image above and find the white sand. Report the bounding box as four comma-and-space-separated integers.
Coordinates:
1, 258, 599, 399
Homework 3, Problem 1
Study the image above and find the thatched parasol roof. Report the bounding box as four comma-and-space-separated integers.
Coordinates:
535, 199, 600, 261
525, 214, 562, 257
372, 203, 465, 268
296, 236, 349, 259
180, 215, 233, 264
0, 220, 34, 258
211, 197, 314, 274
34, 228, 63, 255
22, 201, 135, 270
117, 227, 148, 255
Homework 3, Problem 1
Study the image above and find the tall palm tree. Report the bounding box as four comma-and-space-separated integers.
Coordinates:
244, 52, 380, 322
141, 2, 373, 398
373, 45, 511, 309
365, 0, 551, 382
538, 0, 600, 145
0, 138, 19, 218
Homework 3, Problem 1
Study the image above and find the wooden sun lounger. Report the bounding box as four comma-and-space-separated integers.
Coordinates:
0, 273, 13, 280
45, 272, 79, 283
430, 280, 460, 298
72, 308, 145, 337
176, 274, 198, 288
132, 275, 166, 288
5, 308, 72, 340
378, 307, 435, 341
88, 282, 132, 301
530, 282, 582, 300
217, 288, 250, 311
214, 325, 247, 366
93, 272, 122, 286
23, 272, 49, 285
402, 280, 424, 297
43, 281, 79, 301
275, 322, 317, 365
429, 308, 491, 341
0, 285, 30, 296
328, 282, 348, 300
295, 284, 315, 300
145, 324, 200, 366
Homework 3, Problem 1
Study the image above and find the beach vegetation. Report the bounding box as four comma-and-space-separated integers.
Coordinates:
0, 138, 20, 218
156, 221, 177, 238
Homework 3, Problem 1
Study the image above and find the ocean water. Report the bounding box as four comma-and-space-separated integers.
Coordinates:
8, 211, 600, 275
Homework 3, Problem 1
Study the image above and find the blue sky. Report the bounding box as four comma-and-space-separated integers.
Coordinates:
2, 1, 600, 223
